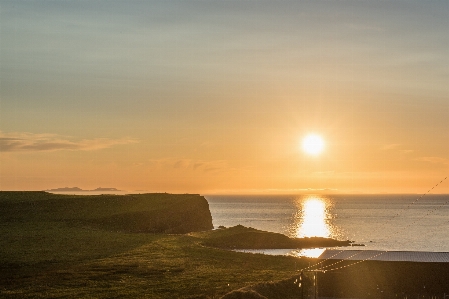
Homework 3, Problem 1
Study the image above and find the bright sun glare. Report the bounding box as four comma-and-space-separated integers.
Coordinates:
302, 134, 325, 156
298, 197, 330, 238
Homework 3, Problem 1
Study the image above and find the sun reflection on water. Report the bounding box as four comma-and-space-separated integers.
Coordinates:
294, 196, 332, 238
288, 248, 326, 258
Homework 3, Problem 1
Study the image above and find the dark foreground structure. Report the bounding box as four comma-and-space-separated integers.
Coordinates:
220, 251, 449, 299
316, 250, 449, 299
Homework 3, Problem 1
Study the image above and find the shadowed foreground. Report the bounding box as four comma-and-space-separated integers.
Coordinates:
220, 260, 449, 299
0, 191, 213, 234
318, 260, 449, 298
1, 192, 446, 298
0, 191, 309, 298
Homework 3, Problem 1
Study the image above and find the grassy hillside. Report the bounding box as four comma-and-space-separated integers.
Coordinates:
0, 191, 309, 298
1, 192, 445, 298
0, 191, 213, 233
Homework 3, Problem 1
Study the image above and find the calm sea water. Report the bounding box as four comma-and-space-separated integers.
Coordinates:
205, 194, 449, 255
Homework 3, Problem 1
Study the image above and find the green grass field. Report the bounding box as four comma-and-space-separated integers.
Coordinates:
0, 192, 309, 298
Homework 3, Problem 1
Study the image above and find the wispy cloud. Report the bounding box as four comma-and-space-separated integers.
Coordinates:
415, 156, 449, 166
381, 144, 414, 154
148, 158, 228, 173
0, 131, 138, 152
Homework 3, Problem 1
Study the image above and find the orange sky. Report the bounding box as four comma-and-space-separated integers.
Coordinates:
1, 1, 448, 194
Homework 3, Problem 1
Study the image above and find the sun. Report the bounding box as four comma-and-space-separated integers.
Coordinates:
302, 134, 325, 156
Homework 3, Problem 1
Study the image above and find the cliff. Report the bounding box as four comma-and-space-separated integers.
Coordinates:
0, 191, 213, 234
92, 193, 214, 233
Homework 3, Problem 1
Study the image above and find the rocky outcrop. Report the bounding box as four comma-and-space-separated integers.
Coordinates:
200, 225, 353, 249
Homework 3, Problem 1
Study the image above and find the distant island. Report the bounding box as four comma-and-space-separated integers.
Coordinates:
45, 187, 121, 192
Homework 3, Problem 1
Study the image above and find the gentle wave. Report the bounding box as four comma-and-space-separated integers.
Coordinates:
206, 194, 449, 252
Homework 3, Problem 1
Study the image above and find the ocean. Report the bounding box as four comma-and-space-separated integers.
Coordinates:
205, 194, 449, 256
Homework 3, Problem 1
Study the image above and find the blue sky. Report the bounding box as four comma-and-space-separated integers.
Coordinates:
1, 0, 448, 193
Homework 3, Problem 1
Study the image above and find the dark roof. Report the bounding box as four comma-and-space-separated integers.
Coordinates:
318, 250, 449, 263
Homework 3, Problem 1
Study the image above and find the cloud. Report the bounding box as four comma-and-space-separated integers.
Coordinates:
148, 158, 228, 173
415, 156, 449, 166
0, 131, 138, 152
259, 188, 339, 194
381, 144, 414, 155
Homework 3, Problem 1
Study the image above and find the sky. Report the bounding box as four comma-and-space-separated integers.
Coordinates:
1, 0, 448, 194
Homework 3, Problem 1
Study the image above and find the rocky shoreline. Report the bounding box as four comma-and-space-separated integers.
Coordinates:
196, 225, 355, 249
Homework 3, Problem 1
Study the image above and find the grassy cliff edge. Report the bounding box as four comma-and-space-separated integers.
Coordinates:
1, 191, 307, 298
0, 191, 214, 234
